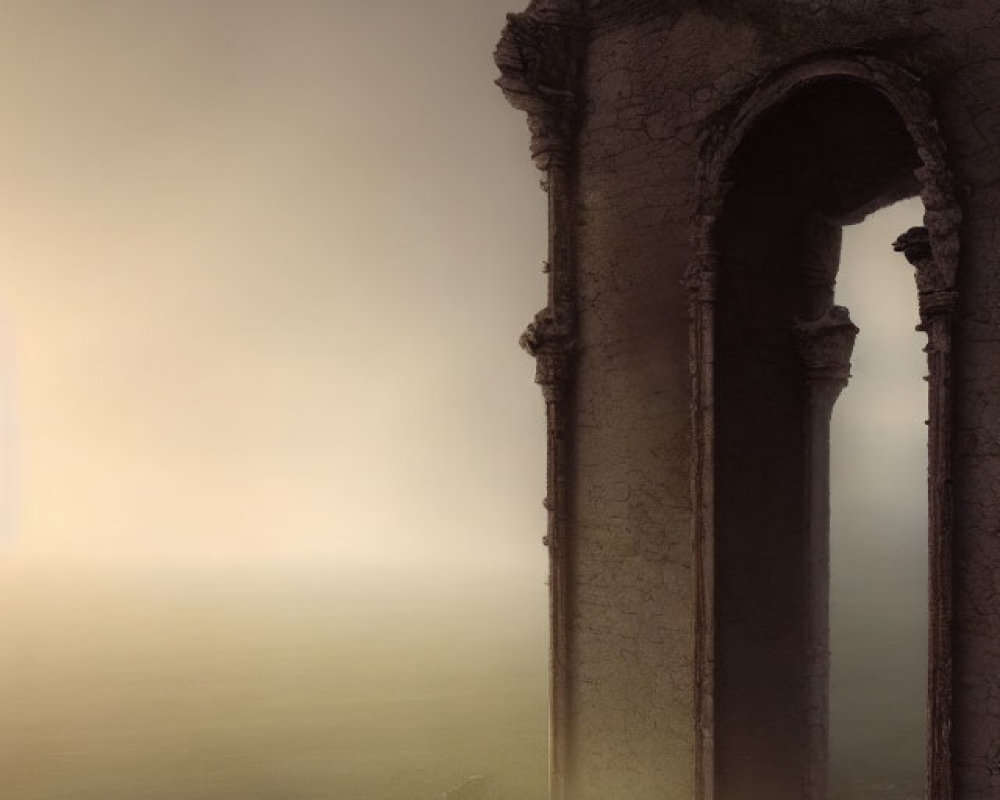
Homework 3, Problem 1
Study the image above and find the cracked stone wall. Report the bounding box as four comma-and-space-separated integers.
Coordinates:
498, 1, 1000, 798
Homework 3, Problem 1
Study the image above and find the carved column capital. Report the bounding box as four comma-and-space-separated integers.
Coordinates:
893, 225, 952, 297
494, 0, 585, 171
795, 305, 859, 391
892, 224, 932, 267
893, 225, 958, 339
520, 307, 574, 401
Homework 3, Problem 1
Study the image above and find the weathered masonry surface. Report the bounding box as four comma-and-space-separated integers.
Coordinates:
495, 2, 1000, 799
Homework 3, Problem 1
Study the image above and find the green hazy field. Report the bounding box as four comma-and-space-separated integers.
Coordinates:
0, 561, 549, 800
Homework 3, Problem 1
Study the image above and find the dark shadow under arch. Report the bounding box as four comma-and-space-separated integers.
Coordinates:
688, 57, 961, 800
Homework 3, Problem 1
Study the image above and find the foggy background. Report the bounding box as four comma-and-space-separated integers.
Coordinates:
0, 2, 927, 799
832, 199, 927, 800
0, 2, 551, 798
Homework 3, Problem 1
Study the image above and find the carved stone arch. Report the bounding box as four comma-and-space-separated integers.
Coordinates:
693, 54, 960, 282
687, 53, 962, 800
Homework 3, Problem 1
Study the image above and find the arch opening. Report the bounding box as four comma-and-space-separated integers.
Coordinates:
709, 76, 926, 800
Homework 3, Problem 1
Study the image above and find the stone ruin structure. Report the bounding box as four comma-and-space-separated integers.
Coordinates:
494, 2, 1000, 799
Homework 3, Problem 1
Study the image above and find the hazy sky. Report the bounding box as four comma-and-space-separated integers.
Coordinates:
0, 4, 930, 795
0, 0, 928, 589
0, 0, 548, 570
834, 199, 926, 567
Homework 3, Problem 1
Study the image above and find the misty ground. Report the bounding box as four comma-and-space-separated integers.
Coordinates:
0, 558, 925, 800
0, 560, 548, 800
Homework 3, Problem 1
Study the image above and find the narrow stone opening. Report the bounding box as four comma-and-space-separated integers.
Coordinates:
712, 77, 924, 800
829, 198, 928, 800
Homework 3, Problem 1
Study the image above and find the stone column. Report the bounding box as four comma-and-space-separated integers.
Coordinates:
795, 305, 858, 800
495, 5, 585, 799
893, 225, 957, 800
686, 216, 719, 800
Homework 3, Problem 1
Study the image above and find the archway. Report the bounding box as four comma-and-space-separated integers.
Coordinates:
689, 58, 960, 800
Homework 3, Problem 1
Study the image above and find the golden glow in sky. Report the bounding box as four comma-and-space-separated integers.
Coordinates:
0, 0, 547, 568
0, 5, 931, 797
0, 2, 928, 580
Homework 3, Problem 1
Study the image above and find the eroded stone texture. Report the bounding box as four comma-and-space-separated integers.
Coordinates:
496, 2, 1000, 798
